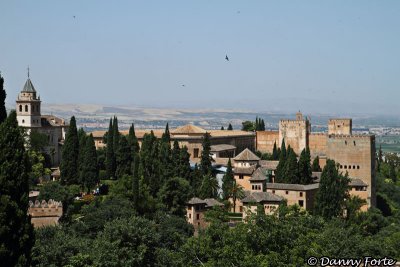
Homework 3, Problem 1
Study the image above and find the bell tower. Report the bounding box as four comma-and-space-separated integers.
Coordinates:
16, 69, 42, 127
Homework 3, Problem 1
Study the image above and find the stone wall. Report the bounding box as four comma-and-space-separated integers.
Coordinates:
309, 133, 327, 157
328, 119, 352, 135
256, 131, 279, 153
326, 135, 376, 207
279, 119, 310, 155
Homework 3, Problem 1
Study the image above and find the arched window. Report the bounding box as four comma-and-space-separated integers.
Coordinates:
19, 105, 22, 112
32, 105, 35, 112
25, 105, 28, 112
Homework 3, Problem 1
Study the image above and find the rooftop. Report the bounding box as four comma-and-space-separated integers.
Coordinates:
242, 191, 283, 203
234, 148, 260, 161
266, 182, 319, 191
249, 167, 268, 182
210, 144, 236, 152
22, 78, 36, 92
171, 124, 206, 135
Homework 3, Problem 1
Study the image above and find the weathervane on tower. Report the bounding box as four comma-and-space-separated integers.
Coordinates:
27, 66, 30, 79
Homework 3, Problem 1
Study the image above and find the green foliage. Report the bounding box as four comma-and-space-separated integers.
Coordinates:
255, 116, 265, 131
241, 120, 255, 131
227, 123, 233, 130
199, 175, 219, 199
0, 73, 6, 124
200, 132, 212, 176
115, 135, 131, 179
28, 130, 49, 152
272, 141, 279, 160
314, 159, 350, 219
105, 118, 115, 179
312, 156, 322, 172
93, 216, 159, 267
140, 131, 160, 197
28, 150, 51, 185
158, 177, 191, 216
298, 147, 312, 184
0, 111, 34, 266
80, 134, 99, 192
222, 158, 234, 200
282, 146, 298, 183
61, 116, 79, 184
275, 139, 287, 182
230, 181, 245, 213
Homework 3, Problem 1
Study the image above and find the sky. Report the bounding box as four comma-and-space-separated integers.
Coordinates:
1, 1, 399, 115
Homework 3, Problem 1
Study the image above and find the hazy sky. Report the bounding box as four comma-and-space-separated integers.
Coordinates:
1, 1, 399, 115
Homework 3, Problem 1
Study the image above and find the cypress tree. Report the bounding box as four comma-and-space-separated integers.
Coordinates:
261, 119, 265, 131
171, 140, 181, 177
221, 126, 224, 130
178, 146, 191, 180
127, 123, 139, 162
0, 111, 34, 265
61, 116, 79, 184
115, 136, 131, 179
139, 131, 160, 197
275, 139, 287, 182
159, 124, 172, 184
78, 131, 87, 187
191, 164, 203, 196
227, 123, 233, 130
283, 146, 299, 183
0, 73, 6, 124
312, 156, 322, 172
377, 145, 383, 171
112, 116, 120, 168
255, 117, 259, 131
222, 158, 234, 200
105, 118, 115, 179
132, 153, 140, 210
314, 159, 350, 219
200, 132, 213, 176
81, 134, 98, 192
298, 148, 312, 184
272, 141, 278, 160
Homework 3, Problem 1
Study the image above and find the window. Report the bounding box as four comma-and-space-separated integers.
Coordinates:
196, 214, 200, 220
239, 175, 244, 180
25, 105, 28, 112
344, 165, 347, 169
354, 141, 356, 146
189, 214, 191, 219
22, 119, 25, 123
193, 148, 199, 158
19, 105, 22, 112
239, 206, 243, 212
32, 106, 35, 112
345, 141, 347, 145
285, 191, 289, 195
300, 192, 303, 197
272, 190, 275, 194
357, 165, 360, 169
299, 200, 304, 207
353, 165, 356, 169
340, 165, 343, 169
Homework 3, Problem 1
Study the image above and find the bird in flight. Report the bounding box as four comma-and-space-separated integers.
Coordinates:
225, 55, 229, 61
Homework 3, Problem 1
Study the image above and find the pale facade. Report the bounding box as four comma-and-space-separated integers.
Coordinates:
16, 78, 68, 166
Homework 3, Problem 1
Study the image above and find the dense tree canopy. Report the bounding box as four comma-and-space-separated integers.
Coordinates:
61, 116, 79, 184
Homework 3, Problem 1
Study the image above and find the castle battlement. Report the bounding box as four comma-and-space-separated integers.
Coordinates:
310, 132, 327, 136
328, 134, 374, 139
279, 119, 307, 124
29, 199, 62, 209
28, 199, 63, 228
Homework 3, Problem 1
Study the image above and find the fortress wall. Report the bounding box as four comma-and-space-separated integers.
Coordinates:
279, 120, 309, 155
256, 131, 279, 153
328, 119, 352, 135
309, 133, 327, 157
326, 135, 376, 207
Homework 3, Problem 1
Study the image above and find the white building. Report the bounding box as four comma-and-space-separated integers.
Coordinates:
16, 77, 68, 166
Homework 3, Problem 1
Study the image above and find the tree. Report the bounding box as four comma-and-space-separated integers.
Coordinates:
115, 136, 131, 179
230, 181, 245, 213
78, 129, 87, 186
105, 118, 115, 179
61, 116, 79, 185
112, 116, 120, 159
272, 141, 279, 160
314, 159, 350, 219
388, 160, 397, 183
28, 130, 49, 152
127, 123, 139, 163
159, 124, 172, 185
190, 164, 203, 196
0, 111, 34, 266
241, 121, 255, 132
283, 146, 298, 183
298, 147, 312, 184
0, 73, 6, 124
158, 177, 191, 216
222, 159, 234, 200
199, 175, 219, 199
200, 132, 213, 176
178, 146, 191, 180
132, 153, 140, 210
28, 150, 51, 186
312, 156, 322, 172
227, 123, 233, 130
93, 217, 159, 267
81, 134, 99, 192
139, 131, 160, 197
275, 139, 287, 182
220, 126, 224, 130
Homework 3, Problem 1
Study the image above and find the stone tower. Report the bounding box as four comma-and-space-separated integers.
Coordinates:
16, 77, 42, 127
